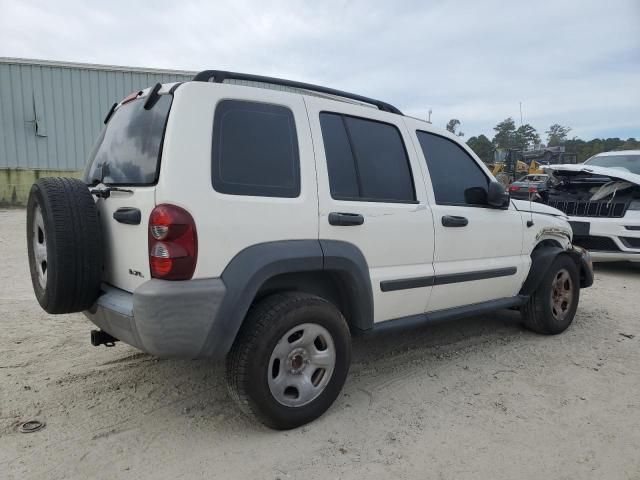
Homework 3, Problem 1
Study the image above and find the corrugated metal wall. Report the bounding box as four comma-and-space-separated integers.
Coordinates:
0, 58, 194, 171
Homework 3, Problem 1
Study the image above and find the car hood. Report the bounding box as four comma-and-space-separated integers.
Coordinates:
512, 199, 566, 218
544, 164, 640, 186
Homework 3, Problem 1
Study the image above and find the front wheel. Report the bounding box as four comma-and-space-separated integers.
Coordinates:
521, 254, 580, 334
226, 292, 351, 429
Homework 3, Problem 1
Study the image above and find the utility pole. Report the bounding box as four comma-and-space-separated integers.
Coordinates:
519, 102, 523, 127
427, 108, 432, 124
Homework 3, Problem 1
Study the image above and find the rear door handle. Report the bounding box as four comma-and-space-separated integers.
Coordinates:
113, 207, 141, 225
442, 215, 468, 227
328, 212, 364, 226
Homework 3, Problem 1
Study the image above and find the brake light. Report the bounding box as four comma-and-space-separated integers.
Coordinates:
148, 204, 197, 280
508, 185, 520, 192
121, 90, 142, 105
528, 185, 538, 193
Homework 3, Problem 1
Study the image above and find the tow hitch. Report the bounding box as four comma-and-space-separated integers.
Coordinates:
90, 330, 118, 347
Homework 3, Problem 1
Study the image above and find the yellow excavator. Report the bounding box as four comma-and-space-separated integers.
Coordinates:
489, 147, 578, 186
490, 149, 543, 186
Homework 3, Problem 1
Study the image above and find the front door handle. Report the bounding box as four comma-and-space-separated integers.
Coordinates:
328, 212, 364, 226
113, 207, 141, 225
442, 215, 468, 227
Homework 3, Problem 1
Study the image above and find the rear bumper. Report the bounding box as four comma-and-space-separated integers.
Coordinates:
84, 278, 226, 358
509, 191, 535, 200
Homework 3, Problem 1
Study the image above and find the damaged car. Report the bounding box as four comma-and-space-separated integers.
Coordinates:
540, 150, 640, 262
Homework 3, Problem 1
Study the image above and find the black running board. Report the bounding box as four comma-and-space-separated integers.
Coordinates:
367, 296, 529, 335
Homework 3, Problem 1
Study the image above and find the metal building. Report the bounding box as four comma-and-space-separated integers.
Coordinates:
0, 57, 194, 205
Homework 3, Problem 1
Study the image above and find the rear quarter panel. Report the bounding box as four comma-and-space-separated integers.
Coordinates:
156, 82, 319, 279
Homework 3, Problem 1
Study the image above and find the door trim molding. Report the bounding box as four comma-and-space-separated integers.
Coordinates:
434, 266, 517, 286
380, 267, 517, 292
380, 276, 434, 292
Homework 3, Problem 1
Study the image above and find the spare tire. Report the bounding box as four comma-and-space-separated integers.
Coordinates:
26, 177, 103, 314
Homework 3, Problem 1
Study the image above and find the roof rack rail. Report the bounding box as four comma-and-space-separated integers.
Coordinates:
192, 70, 403, 115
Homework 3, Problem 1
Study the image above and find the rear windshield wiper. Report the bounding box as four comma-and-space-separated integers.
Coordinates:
88, 164, 133, 198
90, 186, 134, 199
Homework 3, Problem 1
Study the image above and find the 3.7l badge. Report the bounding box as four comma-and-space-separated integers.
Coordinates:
128, 269, 144, 278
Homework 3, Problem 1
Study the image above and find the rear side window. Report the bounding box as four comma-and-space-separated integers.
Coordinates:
84, 95, 172, 185
416, 131, 489, 205
212, 100, 300, 198
320, 113, 415, 203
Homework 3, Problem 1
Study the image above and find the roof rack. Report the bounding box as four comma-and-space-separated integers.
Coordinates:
192, 70, 403, 115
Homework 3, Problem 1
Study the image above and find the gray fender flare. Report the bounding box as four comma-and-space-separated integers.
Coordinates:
199, 240, 373, 358
519, 245, 564, 296
320, 240, 374, 332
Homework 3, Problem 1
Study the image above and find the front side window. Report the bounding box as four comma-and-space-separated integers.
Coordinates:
417, 131, 489, 205
212, 100, 300, 197
320, 113, 415, 203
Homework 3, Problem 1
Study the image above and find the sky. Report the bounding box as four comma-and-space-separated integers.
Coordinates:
1, 0, 639, 141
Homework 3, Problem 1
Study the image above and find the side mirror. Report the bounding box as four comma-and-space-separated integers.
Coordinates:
487, 181, 510, 209
464, 186, 487, 205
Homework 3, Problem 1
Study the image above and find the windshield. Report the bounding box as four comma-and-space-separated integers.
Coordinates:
584, 153, 640, 175
84, 94, 172, 185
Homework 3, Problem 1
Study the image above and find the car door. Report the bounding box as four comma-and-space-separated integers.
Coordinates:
406, 123, 529, 312
305, 96, 435, 323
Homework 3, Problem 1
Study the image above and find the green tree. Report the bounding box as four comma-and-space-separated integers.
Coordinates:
563, 137, 640, 162
492, 117, 517, 148
546, 124, 571, 146
619, 138, 640, 150
492, 118, 539, 150
467, 134, 494, 164
446, 119, 463, 136
515, 124, 540, 150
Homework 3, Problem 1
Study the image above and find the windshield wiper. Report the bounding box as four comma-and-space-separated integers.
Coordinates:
88, 163, 133, 198
90, 186, 134, 199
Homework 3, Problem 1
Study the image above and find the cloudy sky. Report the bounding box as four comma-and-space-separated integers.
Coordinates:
1, 0, 638, 141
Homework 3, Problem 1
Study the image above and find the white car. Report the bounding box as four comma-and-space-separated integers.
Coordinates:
543, 150, 640, 263
25, 70, 593, 429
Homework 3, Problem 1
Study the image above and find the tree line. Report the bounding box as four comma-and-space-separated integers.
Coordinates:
445, 117, 640, 164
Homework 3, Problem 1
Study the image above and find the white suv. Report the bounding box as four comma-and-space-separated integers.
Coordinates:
542, 151, 640, 263
26, 70, 593, 429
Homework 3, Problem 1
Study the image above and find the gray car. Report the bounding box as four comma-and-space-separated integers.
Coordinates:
508, 174, 549, 200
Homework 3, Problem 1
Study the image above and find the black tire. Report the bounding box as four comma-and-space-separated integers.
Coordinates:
26, 177, 103, 314
521, 254, 580, 334
226, 292, 351, 430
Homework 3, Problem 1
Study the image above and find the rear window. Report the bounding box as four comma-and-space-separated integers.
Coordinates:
211, 100, 300, 198
84, 95, 172, 185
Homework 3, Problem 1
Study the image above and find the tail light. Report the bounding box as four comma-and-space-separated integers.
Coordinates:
528, 185, 538, 193
121, 90, 142, 105
148, 204, 197, 280
508, 185, 520, 192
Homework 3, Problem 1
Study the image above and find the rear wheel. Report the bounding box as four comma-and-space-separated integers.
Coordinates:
521, 254, 580, 334
26, 177, 103, 314
226, 292, 351, 430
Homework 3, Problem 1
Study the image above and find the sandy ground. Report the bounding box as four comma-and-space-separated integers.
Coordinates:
1, 207, 639, 480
